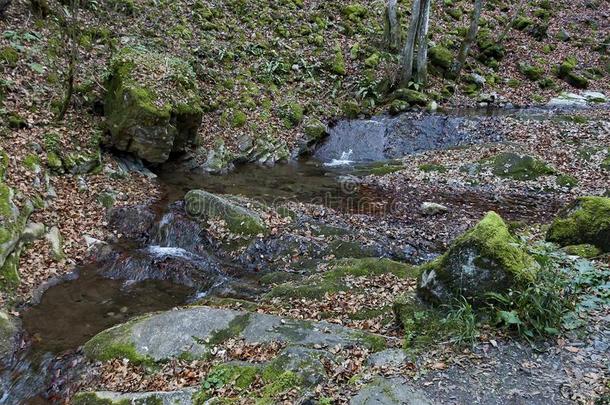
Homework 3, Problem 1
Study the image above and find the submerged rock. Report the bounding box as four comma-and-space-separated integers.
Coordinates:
104, 47, 203, 163
185, 190, 266, 236
546, 196, 610, 252
418, 212, 538, 305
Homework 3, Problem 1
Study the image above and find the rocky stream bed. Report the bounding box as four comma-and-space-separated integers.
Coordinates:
1, 104, 609, 404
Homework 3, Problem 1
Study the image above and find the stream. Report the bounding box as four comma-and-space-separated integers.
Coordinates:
0, 106, 592, 404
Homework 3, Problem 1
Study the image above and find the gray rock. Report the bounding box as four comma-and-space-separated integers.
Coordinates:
0, 310, 19, 361
184, 190, 266, 236
83, 306, 386, 362
21, 222, 46, 243
72, 389, 197, 405
420, 202, 448, 216
45, 226, 65, 261
366, 349, 407, 368
350, 377, 435, 405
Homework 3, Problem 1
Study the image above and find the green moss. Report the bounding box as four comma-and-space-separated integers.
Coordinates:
0, 251, 21, 292
562, 244, 601, 258
519, 63, 544, 81
350, 330, 387, 352
267, 258, 418, 299
71, 393, 131, 405
556, 174, 578, 188
342, 4, 367, 21
0, 47, 19, 67
330, 45, 346, 75
488, 152, 554, 180
419, 163, 447, 173
185, 190, 267, 236
46, 151, 63, 171
429, 46, 453, 71
0, 184, 15, 218
303, 118, 326, 142
208, 314, 251, 345
546, 196, 610, 252
83, 320, 154, 366
231, 110, 247, 128
393, 295, 448, 352
370, 163, 404, 175
513, 16, 533, 30
393, 88, 428, 106
364, 53, 380, 68
0, 149, 8, 180
341, 100, 361, 118
279, 102, 303, 128
22, 154, 40, 171
447, 7, 463, 20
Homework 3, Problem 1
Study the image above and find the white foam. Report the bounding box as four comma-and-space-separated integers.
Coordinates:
324, 149, 354, 167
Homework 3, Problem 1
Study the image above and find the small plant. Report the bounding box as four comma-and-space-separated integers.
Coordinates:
443, 297, 480, 347
486, 268, 570, 339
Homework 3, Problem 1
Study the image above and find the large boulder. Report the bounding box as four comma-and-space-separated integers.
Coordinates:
184, 190, 267, 236
546, 196, 610, 252
104, 47, 203, 163
418, 212, 538, 305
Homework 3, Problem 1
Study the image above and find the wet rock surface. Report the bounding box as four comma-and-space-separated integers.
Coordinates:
314, 112, 501, 163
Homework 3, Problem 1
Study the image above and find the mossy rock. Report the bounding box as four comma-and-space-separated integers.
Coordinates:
329, 44, 347, 75
512, 16, 533, 30
184, 190, 267, 236
519, 63, 544, 81
562, 244, 601, 259
487, 152, 555, 180
429, 46, 453, 73
446, 7, 463, 20
393, 89, 428, 107
389, 100, 409, 115
556, 174, 578, 188
342, 4, 367, 21
104, 47, 203, 163
303, 118, 327, 142
342, 100, 361, 118
279, 102, 304, 128
546, 196, 610, 252
418, 212, 539, 306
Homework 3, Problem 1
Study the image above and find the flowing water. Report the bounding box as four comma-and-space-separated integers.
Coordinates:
1, 107, 586, 403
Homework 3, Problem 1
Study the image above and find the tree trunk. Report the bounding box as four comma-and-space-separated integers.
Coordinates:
57, 0, 79, 121
496, 0, 526, 44
384, 0, 401, 52
449, 0, 484, 79
414, 0, 431, 84
398, 0, 422, 85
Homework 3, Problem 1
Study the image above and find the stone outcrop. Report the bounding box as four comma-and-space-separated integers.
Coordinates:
104, 47, 203, 163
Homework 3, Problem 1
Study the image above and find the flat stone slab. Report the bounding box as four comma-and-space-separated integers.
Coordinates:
73, 389, 197, 405
350, 377, 435, 405
84, 306, 385, 361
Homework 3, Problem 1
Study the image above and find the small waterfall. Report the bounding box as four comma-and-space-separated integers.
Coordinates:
324, 149, 354, 167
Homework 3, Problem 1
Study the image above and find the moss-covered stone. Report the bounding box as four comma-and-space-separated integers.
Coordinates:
556, 57, 589, 89
393, 88, 428, 106
562, 244, 601, 258
488, 152, 554, 180
184, 190, 267, 236
303, 118, 327, 142
519, 63, 544, 81
342, 100, 361, 118
329, 44, 347, 75
546, 196, 610, 252
429, 46, 453, 72
512, 16, 533, 30
104, 47, 203, 163
556, 174, 578, 188
83, 320, 154, 366
279, 102, 303, 128
71, 392, 131, 405
418, 212, 539, 305
342, 4, 367, 21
